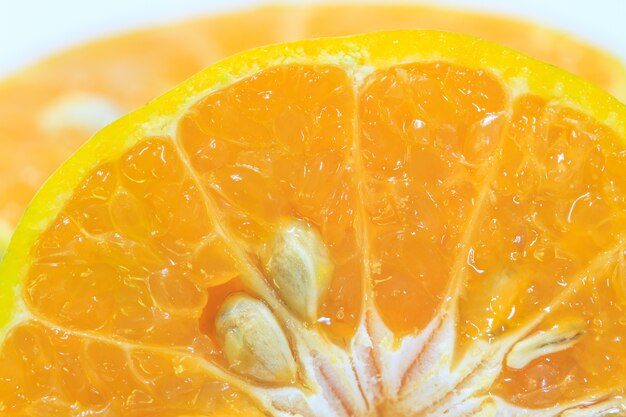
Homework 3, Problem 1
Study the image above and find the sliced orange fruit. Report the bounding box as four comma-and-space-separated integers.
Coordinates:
1, 30, 626, 416
1, 4, 626, 254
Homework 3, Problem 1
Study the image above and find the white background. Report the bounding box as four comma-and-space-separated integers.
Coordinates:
0, 0, 625, 77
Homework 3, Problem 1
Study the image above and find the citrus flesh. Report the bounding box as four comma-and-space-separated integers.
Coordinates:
1, 4, 626, 254
1, 31, 626, 416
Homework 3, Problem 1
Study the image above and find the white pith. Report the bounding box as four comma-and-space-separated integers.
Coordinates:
212, 236, 626, 417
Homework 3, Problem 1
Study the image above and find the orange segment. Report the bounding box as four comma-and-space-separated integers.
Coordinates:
359, 62, 508, 334
1, 3, 626, 255
0, 322, 264, 416
493, 247, 626, 407
0, 31, 626, 416
457, 95, 626, 347
178, 65, 362, 341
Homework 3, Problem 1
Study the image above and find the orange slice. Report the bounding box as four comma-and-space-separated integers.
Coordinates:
1, 4, 626, 254
1, 30, 625, 416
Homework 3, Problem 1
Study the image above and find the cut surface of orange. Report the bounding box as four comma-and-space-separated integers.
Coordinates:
1, 30, 626, 416
1, 4, 626, 255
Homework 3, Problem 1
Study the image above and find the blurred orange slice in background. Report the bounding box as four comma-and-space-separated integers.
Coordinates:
0, 4, 625, 254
